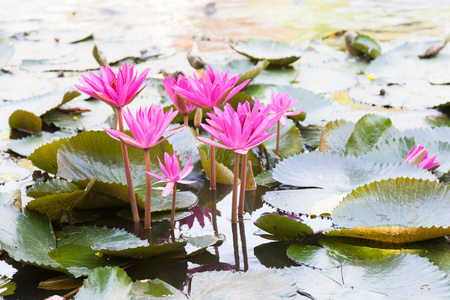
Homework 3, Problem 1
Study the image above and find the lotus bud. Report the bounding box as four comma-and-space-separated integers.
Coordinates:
194, 107, 203, 136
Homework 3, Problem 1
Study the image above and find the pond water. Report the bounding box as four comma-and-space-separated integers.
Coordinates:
1, 0, 450, 299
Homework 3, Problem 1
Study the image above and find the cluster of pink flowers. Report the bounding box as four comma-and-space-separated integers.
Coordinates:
76, 62, 304, 227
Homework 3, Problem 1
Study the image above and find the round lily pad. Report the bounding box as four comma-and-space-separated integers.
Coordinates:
0, 74, 57, 101
328, 178, 450, 243
229, 39, 303, 66
295, 66, 358, 94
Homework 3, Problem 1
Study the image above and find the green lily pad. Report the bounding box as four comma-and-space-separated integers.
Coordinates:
263, 152, 435, 215
190, 269, 298, 299
328, 178, 450, 243
8, 131, 74, 157
254, 213, 313, 240
353, 34, 382, 59
319, 119, 355, 153
264, 119, 303, 160
255, 170, 278, 188
282, 254, 450, 299
74, 267, 132, 300
132, 278, 187, 299
214, 59, 270, 85
93, 240, 187, 259
347, 78, 450, 109
8, 110, 42, 133
0, 276, 16, 296
183, 233, 225, 256
250, 67, 299, 86
117, 208, 192, 223
345, 114, 397, 156
394, 126, 450, 144
229, 39, 303, 66
27, 177, 96, 221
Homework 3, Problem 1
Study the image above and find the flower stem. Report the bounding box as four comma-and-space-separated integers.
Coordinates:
238, 153, 248, 219
231, 152, 240, 222
117, 108, 139, 224
210, 138, 216, 190
144, 148, 152, 229
171, 183, 177, 230
275, 120, 280, 165
184, 114, 189, 127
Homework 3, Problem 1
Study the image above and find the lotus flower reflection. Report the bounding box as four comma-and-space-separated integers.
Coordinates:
404, 145, 440, 171
146, 152, 197, 229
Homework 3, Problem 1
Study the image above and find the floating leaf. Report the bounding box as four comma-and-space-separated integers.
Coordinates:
38, 275, 83, 291
190, 269, 298, 299
0, 276, 16, 296
74, 267, 132, 300
8, 110, 42, 133
27, 177, 96, 221
353, 34, 382, 59
264, 152, 435, 215
93, 241, 187, 259
0, 74, 57, 101
319, 119, 355, 153
29, 137, 71, 174
295, 66, 358, 93
7, 131, 74, 157
214, 59, 270, 85
283, 254, 450, 299
327, 178, 450, 243
363, 137, 450, 177
345, 114, 396, 156
244, 84, 339, 126
347, 78, 450, 109
254, 213, 313, 240
229, 39, 302, 66
132, 279, 187, 299
264, 119, 303, 159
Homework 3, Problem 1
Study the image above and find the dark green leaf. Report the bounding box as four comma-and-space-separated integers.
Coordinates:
8, 110, 42, 133
353, 34, 381, 59
254, 213, 313, 240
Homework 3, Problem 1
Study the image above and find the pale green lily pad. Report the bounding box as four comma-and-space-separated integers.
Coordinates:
254, 213, 313, 240
95, 40, 160, 64
264, 119, 303, 160
362, 137, 450, 177
250, 67, 299, 86
229, 39, 303, 66
295, 66, 358, 93
93, 241, 187, 259
353, 34, 382, 59
347, 78, 450, 109
8, 131, 74, 157
328, 178, 450, 243
0, 38, 14, 66
132, 278, 187, 299
244, 84, 340, 126
214, 59, 270, 85
74, 267, 132, 300
10, 40, 75, 63
282, 254, 450, 299
183, 233, 225, 256
345, 114, 397, 156
319, 119, 355, 153
190, 269, 298, 299
117, 208, 192, 223
27, 177, 96, 221
394, 126, 450, 144
0, 74, 57, 101
264, 152, 435, 215
8, 110, 42, 133
42, 99, 113, 131
255, 170, 278, 188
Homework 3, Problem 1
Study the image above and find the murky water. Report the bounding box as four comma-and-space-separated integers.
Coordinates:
1, 0, 450, 298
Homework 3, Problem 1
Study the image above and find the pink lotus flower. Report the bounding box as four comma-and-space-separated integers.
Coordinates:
197, 100, 282, 154
404, 145, 440, 171
75, 62, 150, 108
263, 91, 303, 125
162, 74, 196, 116
103, 105, 178, 150
173, 65, 250, 110
146, 152, 197, 197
